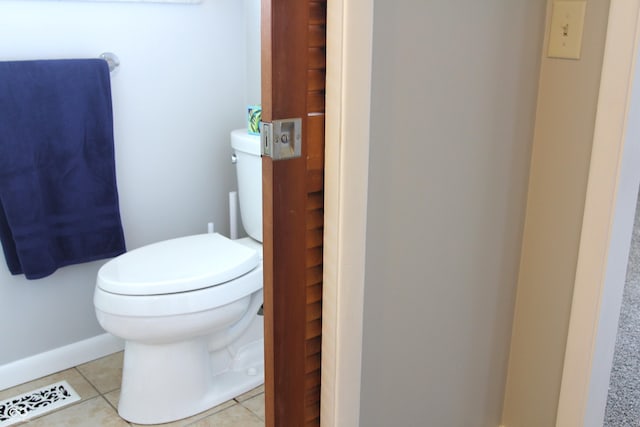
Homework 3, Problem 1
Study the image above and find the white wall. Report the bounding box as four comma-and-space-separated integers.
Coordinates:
359, 1, 546, 425
244, 0, 261, 107
0, 0, 254, 366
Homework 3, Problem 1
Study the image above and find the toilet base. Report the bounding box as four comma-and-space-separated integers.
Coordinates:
117, 337, 264, 425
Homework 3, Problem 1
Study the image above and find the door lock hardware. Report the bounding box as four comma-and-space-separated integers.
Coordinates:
261, 118, 302, 160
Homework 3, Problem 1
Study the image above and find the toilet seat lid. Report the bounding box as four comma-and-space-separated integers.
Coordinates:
97, 233, 259, 296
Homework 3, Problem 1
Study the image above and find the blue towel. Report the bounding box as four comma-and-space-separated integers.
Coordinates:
0, 59, 126, 279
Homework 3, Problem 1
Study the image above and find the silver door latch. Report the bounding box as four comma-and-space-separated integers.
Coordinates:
261, 118, 302, 160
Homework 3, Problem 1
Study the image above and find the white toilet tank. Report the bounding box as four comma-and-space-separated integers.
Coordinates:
231, 129, 262, 242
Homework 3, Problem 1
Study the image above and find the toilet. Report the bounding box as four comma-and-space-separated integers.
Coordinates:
93, 129, 264, 425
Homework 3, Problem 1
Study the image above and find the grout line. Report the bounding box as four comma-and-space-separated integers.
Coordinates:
75, 364, 122, 419
22, 360, 263, 427
237, 393, 265, 421
72, 367, 100, 397
69, 366, 126, 423
102, 390, 119, 413
182, 402, 239, 427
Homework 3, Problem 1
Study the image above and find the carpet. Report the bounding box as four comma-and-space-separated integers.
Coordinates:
604, 195, 640, 426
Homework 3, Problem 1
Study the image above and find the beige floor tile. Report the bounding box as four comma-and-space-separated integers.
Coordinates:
0, 368, 98, 402
102, 389, 236, 427
76, 352, 123, 394
3, 354, 263, 427
234, 384, 264, 402
188, 404, 263, 427
240, 394, 265, 420
26, 396, 129, 427
102, 389, 120, 410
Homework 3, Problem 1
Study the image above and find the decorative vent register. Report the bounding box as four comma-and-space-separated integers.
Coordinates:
0, 381, 80, 426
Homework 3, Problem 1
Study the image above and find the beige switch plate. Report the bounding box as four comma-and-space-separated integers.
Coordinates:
547, 1, 587, 59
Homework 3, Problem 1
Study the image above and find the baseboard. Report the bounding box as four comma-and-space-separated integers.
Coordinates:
0, 333, 124, 391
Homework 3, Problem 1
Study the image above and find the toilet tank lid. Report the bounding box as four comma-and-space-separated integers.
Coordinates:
97, 233, 259, 296
231, 128, 261, 155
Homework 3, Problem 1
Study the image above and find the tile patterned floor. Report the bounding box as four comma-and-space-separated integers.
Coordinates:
0, 352, 264, 426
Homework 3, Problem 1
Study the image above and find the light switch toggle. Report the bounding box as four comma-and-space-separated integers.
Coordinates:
547, 1, 587, 60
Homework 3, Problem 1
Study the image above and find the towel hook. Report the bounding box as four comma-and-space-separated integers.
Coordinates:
99, 52, 120, 72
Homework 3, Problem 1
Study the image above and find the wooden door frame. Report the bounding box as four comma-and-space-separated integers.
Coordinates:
556, 2, 640, 425
321, 0, 373, 425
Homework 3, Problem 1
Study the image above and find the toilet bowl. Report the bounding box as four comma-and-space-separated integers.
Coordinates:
93, 129, 264, 425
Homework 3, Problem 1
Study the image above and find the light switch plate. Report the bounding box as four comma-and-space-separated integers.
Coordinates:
547, 1, 587, 59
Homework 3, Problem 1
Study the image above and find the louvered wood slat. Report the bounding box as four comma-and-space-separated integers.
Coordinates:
307, 156, 324, 173
308, 70, 326, 91
306, 247, 323, 268
309, 1, 326, 24
307, 209, 324, 230
306, 228, 323, 249
309, 25, 326, 48
307, 284, 322, 304
307, 169, 324, 192
303, 1, 325, 425
307, 301, 322, 322
306, 336, 322, 355
307, 192, 324, 210
307, 116, 325, 159
308, 48, 326, 69
306, 319, 322, 339
306, 266, 323, 286
305, 74, 324, 427
305, 401, 321, 422
306, 354, 322, 373
306, 370, 321, 389
306, 386, 321, 407
307, 92, 325, 114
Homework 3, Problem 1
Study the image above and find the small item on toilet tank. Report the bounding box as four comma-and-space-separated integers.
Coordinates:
207, 222, 214, 233
247, 105, 261, 135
